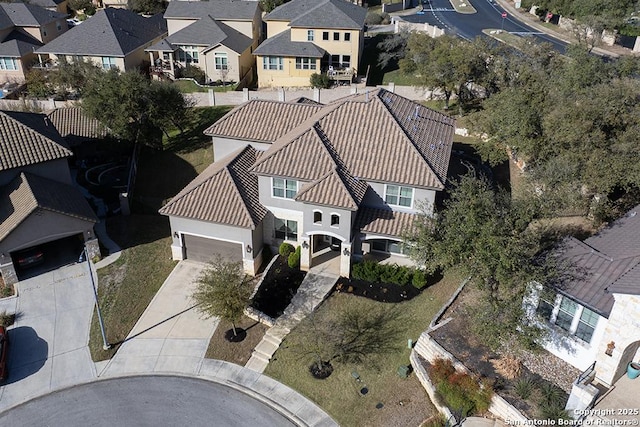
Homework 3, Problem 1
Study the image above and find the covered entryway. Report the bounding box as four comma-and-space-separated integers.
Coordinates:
308, 234, 341, 274
183, 234, 242, 264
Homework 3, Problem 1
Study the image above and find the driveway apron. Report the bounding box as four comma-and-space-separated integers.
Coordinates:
100, 260, 218, 377
0, 263, 96, 412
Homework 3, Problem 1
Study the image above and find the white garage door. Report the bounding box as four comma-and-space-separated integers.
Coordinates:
183, 234, 243, 264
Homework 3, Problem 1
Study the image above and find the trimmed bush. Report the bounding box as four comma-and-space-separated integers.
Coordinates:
428, 358, 493, 418
310, 73, 331, 89
351, 260, 426, 287
279, 242, 295, 257
179, 64, 207, 84
288, 246, 301, 269
412, 269, 428, 289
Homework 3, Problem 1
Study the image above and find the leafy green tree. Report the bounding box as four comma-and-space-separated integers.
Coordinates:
128, 0, 167, 14
68, 0, 91, 11
310, 73, 330, 88
260, 0, 287, 13
25, 69, 53, 98
192, 258, 254, 338
376, 31, 409, 70
408, 173, 556, 348
49, 58, 102, 98
81, 69, 190, 146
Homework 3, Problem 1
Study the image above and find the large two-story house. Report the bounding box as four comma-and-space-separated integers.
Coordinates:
35, 8, 167, 72
146, 0, 262, 86
0, 2, 68, 84
159, 89, 455, 277
524, 205, 640, 409
253, 0, 366, 88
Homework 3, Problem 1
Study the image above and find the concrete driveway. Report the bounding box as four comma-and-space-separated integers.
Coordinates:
0, 263, 96, 411
100, 260, 218, 377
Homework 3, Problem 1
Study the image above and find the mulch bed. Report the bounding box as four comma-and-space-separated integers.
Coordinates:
250, 256, 306, 318
335, 278, 422, 302
429, 287, 571, 418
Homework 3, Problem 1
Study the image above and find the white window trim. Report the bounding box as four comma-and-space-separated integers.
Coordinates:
313, 209, 323, 226
330, 212, 340, 228
307, 30, 314, 41
274, 217, 298, 241
368, 238, 407, 256
384, 184, 414, 208
538, 292, 598, 344
271, 177, 298, 200
214, 52, 228, 70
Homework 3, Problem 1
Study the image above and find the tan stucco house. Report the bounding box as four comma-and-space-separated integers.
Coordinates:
524, 205, 640, 413
254, 0, 366, 88
0, 110, 99, 285
35, 8, 167, 72
146, 0, 262, 87
0, 2, 69, 84
160, 89, 455, 277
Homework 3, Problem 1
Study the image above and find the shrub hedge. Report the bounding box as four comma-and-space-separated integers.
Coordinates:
351, 260, 429, 289
288, 246, 301, 269
279, 242, 295, 257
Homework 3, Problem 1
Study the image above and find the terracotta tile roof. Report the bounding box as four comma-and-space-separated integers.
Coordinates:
0, 172, 98, 242
159, 146, 267, 229
48, 107, 108, 141
203, 99, 324, 143
355, 207, 416, 238
0, 110, 72, 172
296, 167, 368, 210
556, 205, 640, 317
250, 88, 454, 190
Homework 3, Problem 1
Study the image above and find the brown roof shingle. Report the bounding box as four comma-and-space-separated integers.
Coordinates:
203, 99, 324, 143
159, 146, 267, 229
249, 88, 454, 190
355, 207, 416, 238
0, 110, 72, 172
0, 172, 98, 241
48, 107, 108, 141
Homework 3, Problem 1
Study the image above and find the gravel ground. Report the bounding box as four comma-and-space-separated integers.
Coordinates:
516, 348, 580, 393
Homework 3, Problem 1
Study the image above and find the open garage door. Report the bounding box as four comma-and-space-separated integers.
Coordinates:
183, 234, 243, 264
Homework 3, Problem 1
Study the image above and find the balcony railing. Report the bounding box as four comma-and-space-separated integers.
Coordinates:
326, 68, 355, 82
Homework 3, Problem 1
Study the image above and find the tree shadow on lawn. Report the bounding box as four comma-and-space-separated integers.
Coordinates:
105, 214, 171, 251
163, 106, 232, 154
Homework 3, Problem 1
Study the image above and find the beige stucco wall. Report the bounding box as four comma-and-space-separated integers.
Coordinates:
256, 55, 319, 88
0, 63, 26, 85
203, 45, 245, 83
266, 20, 289, 38
24, 20, 69, 44
290, 27, 362, 72
167, 18, 198, 35
51, 53, 126, 70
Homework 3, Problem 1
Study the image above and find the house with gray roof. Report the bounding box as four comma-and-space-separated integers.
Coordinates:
146, 0, 262, 86
525, 205, 640, 393
35, 7, 167, 72
0, 2, 68, 84
0, 110, 99, 286
160, 88, 454, 277
254, 0, 366, 88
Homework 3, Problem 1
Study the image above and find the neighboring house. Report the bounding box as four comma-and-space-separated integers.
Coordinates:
146, 0, 262, 86
253, 0, 366, 88
17, 0, 69, 14
47, 106, 108, 147
525, 205, 640, 391
0, 110, 99, 285
0, 2, 69, 84
160, 88, 454, 277
35, 8, 167, 72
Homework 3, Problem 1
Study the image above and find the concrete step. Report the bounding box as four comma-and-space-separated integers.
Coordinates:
245, 355, 269, 373
254, 339, 279, 358
262, 333, 283, 347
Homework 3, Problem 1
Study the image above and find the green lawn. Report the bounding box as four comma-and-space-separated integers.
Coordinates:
264, 270, 465, 427
89, 106, 232, 361
382, 68, 425, 86
90, 215, 176, 361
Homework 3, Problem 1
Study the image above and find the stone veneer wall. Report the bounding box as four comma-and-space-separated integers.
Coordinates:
412, 331, 529, 424
594, 294, 640, 387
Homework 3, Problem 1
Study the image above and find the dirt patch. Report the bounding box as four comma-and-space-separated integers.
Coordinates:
205, 316, 268, 366
250, 256, 305, 318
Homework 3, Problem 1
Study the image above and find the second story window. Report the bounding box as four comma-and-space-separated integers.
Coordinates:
344, 32, 351, 42
333, 32, 340, 41
322, 31, 329, 40
331, 214, 340, 227
307, 30, 314, 41
101, 57, 117, 70
313, 211, 322, 224
272, 178, 297, 199
385, 185, 413, 208
0, 57, 18, 70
